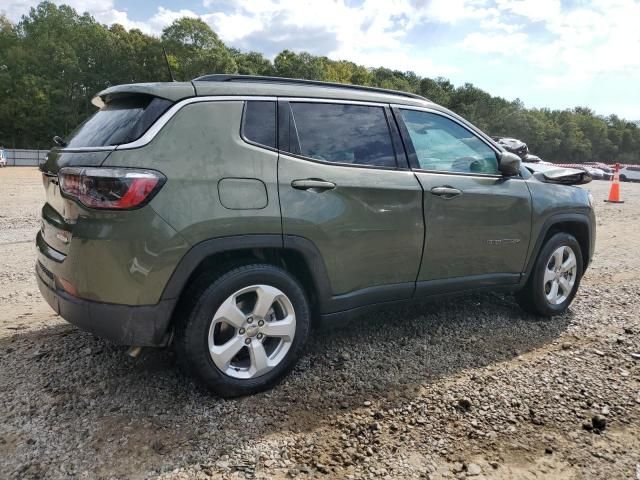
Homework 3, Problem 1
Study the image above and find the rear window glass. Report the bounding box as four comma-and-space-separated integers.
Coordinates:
64, 96, 172, 148
242, 101, 277, 148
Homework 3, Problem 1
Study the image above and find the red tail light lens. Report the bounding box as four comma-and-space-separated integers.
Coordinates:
58, 167, 165, 210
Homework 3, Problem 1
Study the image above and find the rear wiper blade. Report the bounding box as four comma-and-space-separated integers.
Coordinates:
53, 135, 67, 147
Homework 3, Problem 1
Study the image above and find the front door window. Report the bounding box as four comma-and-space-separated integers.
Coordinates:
399, 109, 499, 175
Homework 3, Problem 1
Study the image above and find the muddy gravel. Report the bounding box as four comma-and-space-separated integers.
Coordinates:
0, 167, 638, 480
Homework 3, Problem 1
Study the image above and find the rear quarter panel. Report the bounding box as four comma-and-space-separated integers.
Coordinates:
103, 100, 282, 245
39, 149, 189, 305
37, 206, 189, 305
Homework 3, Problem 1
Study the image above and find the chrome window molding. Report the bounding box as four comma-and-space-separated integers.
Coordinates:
391, 103, 502, 155
52, 96, 428, 153
278, 150, 407, 173
53, 145, 117, 153
391, 103, 518, 179
54, 96, 276, 153
117, 96, 276, 150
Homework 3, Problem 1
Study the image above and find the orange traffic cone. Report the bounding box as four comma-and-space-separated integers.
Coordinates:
605, 163, 624, 204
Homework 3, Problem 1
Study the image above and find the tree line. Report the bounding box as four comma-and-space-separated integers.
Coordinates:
1, 1, 638, 164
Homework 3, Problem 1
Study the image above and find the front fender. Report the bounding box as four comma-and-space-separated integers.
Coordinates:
520, 211, 595, 286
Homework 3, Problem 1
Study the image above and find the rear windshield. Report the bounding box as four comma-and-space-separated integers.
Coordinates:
64, 95, 172, 148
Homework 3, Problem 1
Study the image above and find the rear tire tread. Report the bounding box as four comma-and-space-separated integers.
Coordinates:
174, 263, 310, 398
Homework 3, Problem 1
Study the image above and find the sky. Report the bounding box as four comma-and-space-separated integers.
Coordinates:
3, 0, 639, 119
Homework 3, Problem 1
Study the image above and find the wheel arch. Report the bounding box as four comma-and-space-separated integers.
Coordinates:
522, 213, 593, 286
161, 235, 333, 325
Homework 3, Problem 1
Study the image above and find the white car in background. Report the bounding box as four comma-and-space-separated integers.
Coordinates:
550, 163, 607, 180
583, 162, 613, 180
619, 165, 640, 182
524, 162, 563, 174
582, 166, 606, 180
523, 154, 543, 163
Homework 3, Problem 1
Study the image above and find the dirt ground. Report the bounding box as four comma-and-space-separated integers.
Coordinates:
0, 167, 638, 480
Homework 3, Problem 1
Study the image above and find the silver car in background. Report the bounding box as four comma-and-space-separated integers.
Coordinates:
620, 165, 640, 182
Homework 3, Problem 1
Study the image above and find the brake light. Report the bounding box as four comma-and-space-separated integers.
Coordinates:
58, 167, 165, 210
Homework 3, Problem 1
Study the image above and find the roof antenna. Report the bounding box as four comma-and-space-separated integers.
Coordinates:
162, 46, 176, 82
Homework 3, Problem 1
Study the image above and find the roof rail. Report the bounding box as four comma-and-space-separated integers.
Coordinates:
192, 74, 429, 102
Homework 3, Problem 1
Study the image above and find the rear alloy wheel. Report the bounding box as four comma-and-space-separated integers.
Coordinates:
175, 264, 310, 397
515, 233, 583, 316
208, 284, 297, 379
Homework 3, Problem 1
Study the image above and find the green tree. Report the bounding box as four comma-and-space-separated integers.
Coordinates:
231, 50, 275, 76
161, 17, 236, 80
274, 50, 326, 79
2, 0, 639, 165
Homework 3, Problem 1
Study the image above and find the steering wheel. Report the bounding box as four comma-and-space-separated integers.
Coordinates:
452, 156, 491, 173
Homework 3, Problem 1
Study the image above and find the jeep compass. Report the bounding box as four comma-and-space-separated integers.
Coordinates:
37, 75, 596, 397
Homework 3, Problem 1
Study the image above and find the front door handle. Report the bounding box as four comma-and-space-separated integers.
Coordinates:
431, 186, 462, 199
291, 179, 336, 191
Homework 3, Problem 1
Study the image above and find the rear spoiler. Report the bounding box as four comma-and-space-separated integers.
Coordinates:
92, 82, 196, 108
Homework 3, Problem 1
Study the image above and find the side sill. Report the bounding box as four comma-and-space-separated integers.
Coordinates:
325, 282, 415, 313
320, 275, 521, 324
415, 273, 520, 297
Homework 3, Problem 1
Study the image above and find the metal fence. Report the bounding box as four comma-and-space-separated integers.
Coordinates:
2, 149, 48, 166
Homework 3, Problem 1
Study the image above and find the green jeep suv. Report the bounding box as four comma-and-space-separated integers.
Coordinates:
37, 75, 595, 397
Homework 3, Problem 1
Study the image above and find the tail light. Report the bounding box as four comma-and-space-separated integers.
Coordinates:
58, 167, 165, 210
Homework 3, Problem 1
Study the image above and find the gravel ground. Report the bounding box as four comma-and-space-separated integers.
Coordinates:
0, 167, 638, 480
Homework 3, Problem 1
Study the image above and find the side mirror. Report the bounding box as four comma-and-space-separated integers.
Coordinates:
498, 151, 521, 176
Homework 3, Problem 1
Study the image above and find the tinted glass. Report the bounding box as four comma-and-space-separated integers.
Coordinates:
289, 103, 396, 167
65, 96, 172, 148
243, 101, 276, 148
400, 110, 499, 174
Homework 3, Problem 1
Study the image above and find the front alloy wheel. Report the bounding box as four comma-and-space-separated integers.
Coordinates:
515, 232, 583, 316
543, 246, 577, 305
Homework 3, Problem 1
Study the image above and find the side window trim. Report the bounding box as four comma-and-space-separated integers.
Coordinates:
288, 102, 302, 155
383, 106, 406, 169
392, 106, 503, 178
277, 99, 288, 152
393, 105, 502, 155
391, 106, 420, 170
280, 100, 401, 171
240, 100, 278, 152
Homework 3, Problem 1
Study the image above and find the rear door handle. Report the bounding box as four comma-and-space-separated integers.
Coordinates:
291, 179, 336, 191
430, 186, 462, 199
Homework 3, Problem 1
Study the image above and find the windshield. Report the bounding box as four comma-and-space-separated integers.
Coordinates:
64, 96, 172, 148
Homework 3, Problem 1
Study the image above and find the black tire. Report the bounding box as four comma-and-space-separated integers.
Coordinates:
620, 174, 627, 182
515, 233, 583, 316
174, 263, 310, 398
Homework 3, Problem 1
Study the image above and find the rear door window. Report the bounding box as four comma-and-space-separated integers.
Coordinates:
64, 96, 172, 148
287, 102, 397, 168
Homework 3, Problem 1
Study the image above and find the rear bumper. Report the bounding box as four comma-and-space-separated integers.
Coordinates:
36, 261, 176, 346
